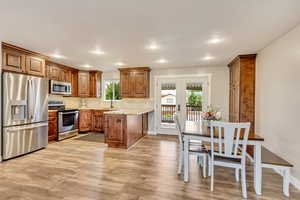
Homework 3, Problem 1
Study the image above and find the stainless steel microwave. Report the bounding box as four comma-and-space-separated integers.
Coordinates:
50, 80, 72, 95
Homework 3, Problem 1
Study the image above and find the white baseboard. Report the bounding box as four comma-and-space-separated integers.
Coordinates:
273, 168, 300, 190
147, 130, 157, 135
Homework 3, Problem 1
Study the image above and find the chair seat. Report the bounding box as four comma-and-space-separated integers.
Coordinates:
209, 151, 241, 164
189, 144, 208, 153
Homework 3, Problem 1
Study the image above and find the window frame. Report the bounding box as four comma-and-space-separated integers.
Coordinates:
103, 79, 122, 101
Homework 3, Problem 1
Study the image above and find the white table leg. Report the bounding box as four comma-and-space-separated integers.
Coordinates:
183, 136, 189, 182
254, 143, 262, 195
283, 168, 290, 197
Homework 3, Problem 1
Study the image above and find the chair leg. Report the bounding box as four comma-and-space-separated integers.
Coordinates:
235, 168, 240, 182
241, 166, 247, 199
177, 150, 183, 174
202, 155, 207, 178
197, 155, 202, 165
283, 168, 290, 197
210, 159, 214, 191
208, 156, 211, 177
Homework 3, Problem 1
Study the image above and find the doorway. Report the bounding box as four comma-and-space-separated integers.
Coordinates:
155, 75, 210, 135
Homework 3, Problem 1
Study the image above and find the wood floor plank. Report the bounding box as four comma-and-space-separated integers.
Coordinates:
0, 134, 299, 200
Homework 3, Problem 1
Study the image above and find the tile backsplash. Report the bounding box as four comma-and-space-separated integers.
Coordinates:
49, 95, 154, 109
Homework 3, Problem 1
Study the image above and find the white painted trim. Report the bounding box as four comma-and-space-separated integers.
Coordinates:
147, 130, 157, 135
154, 73, 212, 135
273, 168, 300, 190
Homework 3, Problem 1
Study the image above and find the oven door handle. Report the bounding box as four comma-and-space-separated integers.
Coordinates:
59, 111, 79, 115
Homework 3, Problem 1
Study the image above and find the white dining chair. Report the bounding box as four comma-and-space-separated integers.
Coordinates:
208, 121, 250, 199
175, 114, 208, 178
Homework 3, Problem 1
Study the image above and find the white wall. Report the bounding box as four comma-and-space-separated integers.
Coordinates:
150, 66, 230, 120
256, 24, 300, 182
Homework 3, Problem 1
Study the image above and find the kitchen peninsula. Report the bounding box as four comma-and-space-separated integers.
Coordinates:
104, 108, 153, 149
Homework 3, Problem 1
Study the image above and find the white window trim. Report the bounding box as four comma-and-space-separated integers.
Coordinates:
103, 79, 122, 101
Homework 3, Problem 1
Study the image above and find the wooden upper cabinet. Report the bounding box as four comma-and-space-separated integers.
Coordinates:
26, 55, 45, 77
47, 62, 60, 81
78, 71, 90, 97
89, 71, 102, 98
47, 61, 72, 82
120, 71, 132, 97
60, 68, 71, 83
228, 54, 256, 134
119, 67, 151, 98
2, 42, 47, 77
133, 71, 149, 97
71, 70, 78, 97
2, 48, 26, 73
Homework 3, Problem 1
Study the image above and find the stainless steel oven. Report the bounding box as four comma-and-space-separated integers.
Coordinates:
58, 110, 79, 140
50, 80, 71, 95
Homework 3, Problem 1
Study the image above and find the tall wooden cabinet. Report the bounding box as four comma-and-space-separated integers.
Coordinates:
228, 54, 256, 134
119, 67, 151, 98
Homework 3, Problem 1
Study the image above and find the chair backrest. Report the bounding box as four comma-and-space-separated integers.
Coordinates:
209, 121, 251, 160
174, 114, 183, 148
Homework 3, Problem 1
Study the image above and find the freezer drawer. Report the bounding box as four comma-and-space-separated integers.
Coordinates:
3, 122, 48, 160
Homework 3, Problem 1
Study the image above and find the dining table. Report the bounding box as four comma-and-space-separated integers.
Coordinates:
183, 121, 265, 195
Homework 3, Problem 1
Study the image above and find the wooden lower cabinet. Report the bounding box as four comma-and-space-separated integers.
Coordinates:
79, 109, 109, 132
48, 112, 58, 141
92, 110, 108, 132
104, 114, 145, 149
79, 110, 92, 132
142, 113, 148, 135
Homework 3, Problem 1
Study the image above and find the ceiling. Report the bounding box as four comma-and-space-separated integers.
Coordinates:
1, 0, 300, 71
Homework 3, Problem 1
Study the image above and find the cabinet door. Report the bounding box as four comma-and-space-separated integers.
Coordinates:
48, 112, 58, 141
25, 56, 46, 77
78, 71, 90, 97
142, 113, 148, 135
60, 68, 71, 82
105, 115, 126, 146
120, 71, 132, 97
133, 71, 149, 97
79, 110, 92, 132
2, 49, 26, 73
93, 110, 104, 132
71, 71, 78, 97
48, 64, 61, 81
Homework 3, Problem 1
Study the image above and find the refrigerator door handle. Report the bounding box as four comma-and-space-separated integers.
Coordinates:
27, 79, 35, 120
7, 122, 48, 131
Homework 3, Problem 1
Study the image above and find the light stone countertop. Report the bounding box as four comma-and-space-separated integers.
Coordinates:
48, 110, 58, 113
103, 108, 154, 115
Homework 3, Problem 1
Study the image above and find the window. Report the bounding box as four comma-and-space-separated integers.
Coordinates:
104, 80, 122, 101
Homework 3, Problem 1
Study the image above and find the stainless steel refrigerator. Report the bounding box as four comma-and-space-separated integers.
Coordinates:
2, 72, 48, 160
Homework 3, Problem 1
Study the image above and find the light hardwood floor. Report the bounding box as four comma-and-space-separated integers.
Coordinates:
0, 134, 299, 200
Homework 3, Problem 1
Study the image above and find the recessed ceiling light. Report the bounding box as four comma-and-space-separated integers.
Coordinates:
146, 43, 160, 50
51, 54, 65, 59
157, 58, 168, 64
207, 37, 223, 44
83, 64, 92, 68
91, 49, 106, 55
116, 62, 125, 66
202, 55, 215, 61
